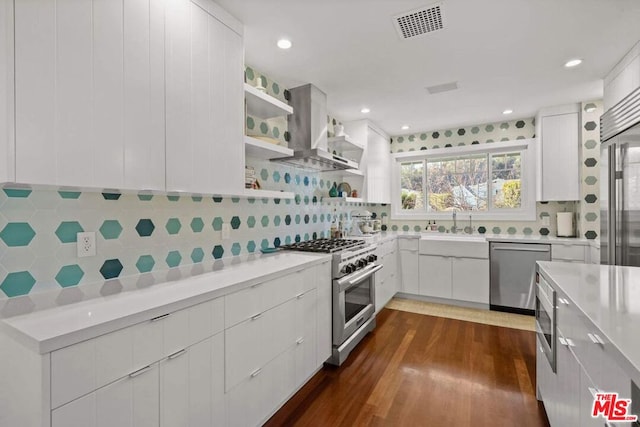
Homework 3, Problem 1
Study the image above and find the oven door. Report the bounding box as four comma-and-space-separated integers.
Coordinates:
535, 276, 556, 372
333, 263, 382, 346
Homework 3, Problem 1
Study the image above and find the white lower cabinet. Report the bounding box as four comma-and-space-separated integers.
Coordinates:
375, 239, 398, 311
399, 247, 419, 295
419, 255, 452, 299
451, 258, 489, 304
52, 363, 160, 427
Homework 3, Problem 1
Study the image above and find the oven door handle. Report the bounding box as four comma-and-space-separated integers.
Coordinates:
337, 264, 383, 293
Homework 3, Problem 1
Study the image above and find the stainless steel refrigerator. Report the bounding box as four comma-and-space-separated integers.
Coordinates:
601, 87, 640, 266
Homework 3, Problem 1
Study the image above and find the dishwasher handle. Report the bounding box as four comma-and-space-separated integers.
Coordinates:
491, 245, 550, 253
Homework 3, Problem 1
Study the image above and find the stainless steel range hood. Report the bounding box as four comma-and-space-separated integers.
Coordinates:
271, 84, 358, 171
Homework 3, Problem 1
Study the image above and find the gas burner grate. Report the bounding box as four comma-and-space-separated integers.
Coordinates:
281, 238, 365, 253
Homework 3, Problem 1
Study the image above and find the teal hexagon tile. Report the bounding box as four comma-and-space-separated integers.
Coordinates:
585, 212, 598, 222
247, 197, 256, 204
261, 198, 269, 204
213, 196, 223, 203
500, 123, 509, 130
261, 239, 270, 249
212, 217, 223, 231
420, 133, 427, 140
584, 139, 597, 150
165, 218, 181, 235
55, 221, 84, 243
312, 177, 318, 186
135, 219, 155, 237
303, 233, 310, 241
230, 216, 241, 229
100, 259, 123, 279
245, 66, 255, 81
167, 195, 180, 202
55, 264, 84, 288
212, 245, 224, 259
58, 191, 82, 199
304, 195, 310, 205
584, 176, 597, 185
312, 214, 318, 223
138, 193, 153, 201
247, 216, 256, 228
190, 217, 204, 233
261, 215, 269, 227
444, 130, 452, 137
274, 198, 281, 205
391, 225, 398, 231
319, 179, 324, 188
99, 220, 123, 240
190, 248, 205, 263
272, 82, 280, 95
295, 175, 301, 185
3, 188, 32, 198
1, 271, 36, 297
319, 214, 325, 223
273, 171, 281, 182
285, 215, 291, 225
485, 124, 494, 132
492, 227, 502, 234
414, 225, 421, 232
397, 136, 404, 143
516, 120, 525, 129
408, 135, 415, 142
285, 236, 292, 245
246, 241, 256, 253
230, 197, 239, 203
231, 242, 241, 256
166, 251, 182, 268
539, 228, 550, 236
295, 215, 301, 225
272, 127, 280, 138
585, 231, 598, 240
471, 127, 480, 134
294, 194, 301, 205
402, 225, 409, 232
191, 196, 203, 202
135, 255, 155, 273
273, 237, 281, 247
274, 215, 281, 226
0, 222, 36, 247
284, 173, 291, 184
259, 122, 269, 134
246, 116, 255, 130
507, 227, 517, 235
102, 192, 121, 200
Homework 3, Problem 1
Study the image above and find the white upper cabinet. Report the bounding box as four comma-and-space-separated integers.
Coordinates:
535, 104, 580, 201
0, 0, 14, 183
343, 120, 392, 204
604, 40, 640, 111
14, 0, 166, 190
165, 0, 244, 195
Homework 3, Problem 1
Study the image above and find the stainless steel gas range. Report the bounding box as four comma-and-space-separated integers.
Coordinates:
281, 238, 380, 365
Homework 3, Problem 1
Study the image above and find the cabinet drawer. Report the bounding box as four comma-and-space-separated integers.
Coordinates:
51, 296, 223, 408
552, 244, 586, 261
398, 238, 418, 251
225, 267, 313, 328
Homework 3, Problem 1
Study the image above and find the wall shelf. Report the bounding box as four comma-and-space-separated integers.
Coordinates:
244, 136, 293, 160
244, 83, 293, 119
341, 168, 364, 177
242, 189, 295, 199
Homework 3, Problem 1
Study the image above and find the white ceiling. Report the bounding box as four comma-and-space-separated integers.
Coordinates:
216, 0, 640, 135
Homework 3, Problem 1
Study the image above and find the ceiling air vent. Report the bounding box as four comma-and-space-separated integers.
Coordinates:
393, 3, 444, 40
426, 81, 458, 94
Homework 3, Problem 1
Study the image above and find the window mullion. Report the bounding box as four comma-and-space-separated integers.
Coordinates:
487, 153, 493, 213
422, 159, 428, 213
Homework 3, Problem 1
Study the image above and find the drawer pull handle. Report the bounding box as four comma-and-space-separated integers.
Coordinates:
168, 349, 187, 360
250, 368, 262, 378
251, 313, 263, 321
296, 337, 304, 345
296, 292, 305, 299
558, 337, 568, 346
129, 365, 152, 378
150, 313, 171, 322
565, 338, 576, 347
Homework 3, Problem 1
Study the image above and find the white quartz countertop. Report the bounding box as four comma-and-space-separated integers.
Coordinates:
0, 252, 331, 354
537, 261, 640, 381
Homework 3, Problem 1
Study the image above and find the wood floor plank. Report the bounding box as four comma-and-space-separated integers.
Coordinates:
265, 308, 549, 427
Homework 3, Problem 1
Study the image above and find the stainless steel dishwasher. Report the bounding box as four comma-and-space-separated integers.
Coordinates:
489, 242, 551, 315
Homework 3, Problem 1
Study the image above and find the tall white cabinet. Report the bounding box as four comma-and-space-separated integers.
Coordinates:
14, 0, 167, 190
165, 0, 244, 194
343, 120, 392, 204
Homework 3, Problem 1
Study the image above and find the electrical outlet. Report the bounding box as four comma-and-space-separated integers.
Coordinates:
221, 223, 231, 240
77, 232, 96, 257
542, 216, 550, 226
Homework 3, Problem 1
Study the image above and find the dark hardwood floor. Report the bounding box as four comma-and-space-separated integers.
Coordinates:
265, 308, 549, 427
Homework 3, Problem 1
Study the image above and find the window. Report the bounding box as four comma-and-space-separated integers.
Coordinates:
392, 140, 535, 220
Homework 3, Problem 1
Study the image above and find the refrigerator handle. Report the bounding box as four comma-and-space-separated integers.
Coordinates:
614, 145, 624, 265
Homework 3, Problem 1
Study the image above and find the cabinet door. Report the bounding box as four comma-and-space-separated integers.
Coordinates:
579, 369, 602, 427
419, 255, 452, 299
52, 363, 160, 427
556, 329, 581, 427
366, 128, 391, 204
316, 261, 332, 364
165, 0, 243, 194
452, 258, 489, 304
539, 112, 579, 201
0, 0, 13, 183
295, 289, 318, 385
160, 334, 225, 427
400, 249, 420, 294
14, 0, 165, 189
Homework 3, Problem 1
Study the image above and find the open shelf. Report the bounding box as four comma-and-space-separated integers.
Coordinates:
244, 136, 293, 160
242, 189, 295, 199
244, 83, 293, 119
328, 135, 364, 152
341, 168, 364, 177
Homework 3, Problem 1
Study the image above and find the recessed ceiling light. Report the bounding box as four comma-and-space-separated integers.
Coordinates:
564, 59, 582, 68
361, 107, 370, 114
277, 39, 292, 49
401, 125, 410, 130
503, 109, 513, 115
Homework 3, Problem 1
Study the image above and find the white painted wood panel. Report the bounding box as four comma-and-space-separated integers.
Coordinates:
419, 255, 452, 299
0, 0, 14, 183
315, 261, 332, 364
295, 289, 318, 384
400, 248, 420, 294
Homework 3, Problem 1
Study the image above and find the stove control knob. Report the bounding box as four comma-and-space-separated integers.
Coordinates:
357, 259, 367, 269
342, 264, 353, 274
367, 254, 377, 263
347, 263, 357, 273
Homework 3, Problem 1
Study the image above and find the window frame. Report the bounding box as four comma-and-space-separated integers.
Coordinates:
390, 139, 536, 221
